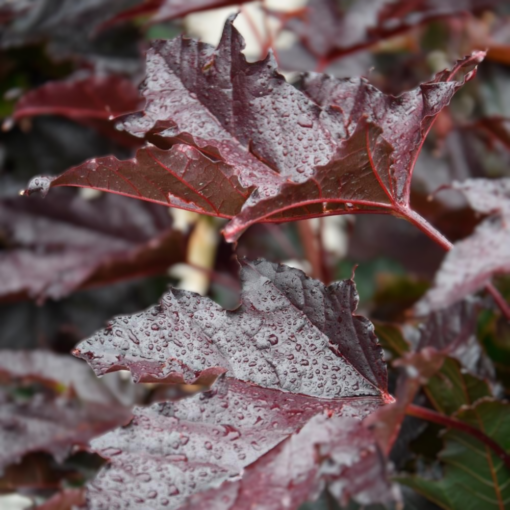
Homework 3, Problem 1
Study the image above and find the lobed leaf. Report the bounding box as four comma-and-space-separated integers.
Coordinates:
84, 378, 392, 510
22, 17, 485, 242
74, 259, 389, 400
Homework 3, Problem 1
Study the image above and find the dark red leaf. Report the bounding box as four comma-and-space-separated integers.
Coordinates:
0, 350, 118, 405
0, 379, 130, 474
36, 489, 85, 510
0, 192, 186, 302
14, 75, 142, 122
23, 17, 484, 242
0, 0, 144, 69
84, 378, 393, 509
277, 0, 499, 63
13, 75, 143, 147
74, 259, 389, 400
416, 179, 510, 313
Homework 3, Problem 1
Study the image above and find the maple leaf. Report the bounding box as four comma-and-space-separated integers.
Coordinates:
416, 179, 510, 314
277, 0, 499, 64
84, 378, 394, 509
72, 258, 395, 507
22, 17, 485, 242
13, 75, 143, 147
74, 259, 388, 399
1, 192, 185, 302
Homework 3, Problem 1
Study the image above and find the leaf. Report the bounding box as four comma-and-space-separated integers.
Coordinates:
0, 350, 118, 405
13, 75, 143, 147
22, 17, 485, 242
74, 258, 389, 400
0, 0, 144, 72
0, 358, 131, 474
36, 489, 85, 510
417, 179, 510, 313
0, 191, 186, 302
84, 378, 394, 510
275, 0, 498, 63
367, 302, 492, 452
399, 399, 510, 510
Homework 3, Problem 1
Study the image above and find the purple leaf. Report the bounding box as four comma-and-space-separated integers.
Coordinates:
22, 17, 485, 242
0, 350, 118, 405
74, 259, 389, 400
0, 192, 186, 302
84, 378, 393, 509
278, 0, 499, 63
417, 179, 510, 313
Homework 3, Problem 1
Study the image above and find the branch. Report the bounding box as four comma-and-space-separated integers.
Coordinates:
406, 404, 510, 471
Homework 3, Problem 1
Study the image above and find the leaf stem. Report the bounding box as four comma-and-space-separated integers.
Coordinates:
406, 404, 510, 470
401, 207, 510, 320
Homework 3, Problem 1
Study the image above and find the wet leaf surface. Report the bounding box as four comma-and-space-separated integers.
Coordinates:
22, 18, 484, 241
75, 259, 388, 400
85, 378, 392, 510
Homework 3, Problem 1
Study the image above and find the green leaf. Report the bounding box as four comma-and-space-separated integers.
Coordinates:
398, 399, 510, 510
425, 357, 492, 416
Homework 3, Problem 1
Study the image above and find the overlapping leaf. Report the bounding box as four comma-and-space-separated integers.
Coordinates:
0, 351, 130, 474
0, 350, 118, 405
277, 0, 499, 63
0, 0, 144, 71
13, 75, 143, 146
74, 259, 388, 399
417, 179, 510, 314
399, 399, 510, 510
1, 191, 185, 302
23, 17, 485, 241
84, 380, 392, 510
73, 259, 395, 507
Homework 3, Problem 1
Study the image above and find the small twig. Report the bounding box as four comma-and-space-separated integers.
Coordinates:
406, 404, 510, 470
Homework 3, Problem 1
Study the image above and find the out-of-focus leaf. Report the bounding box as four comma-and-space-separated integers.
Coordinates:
417, 179, 510, 313
13, 75, 143, 147
275, 0, 498, 63
36, 488, 85, 510
0, 0, 143, 72
0, 383, 130, 474
23, 17, 485, 242
0, 350, 117, 405
84, 379, 394, 510
398, 399, 510, 510
0, 192, 186, 302
74, 258, 389, 400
